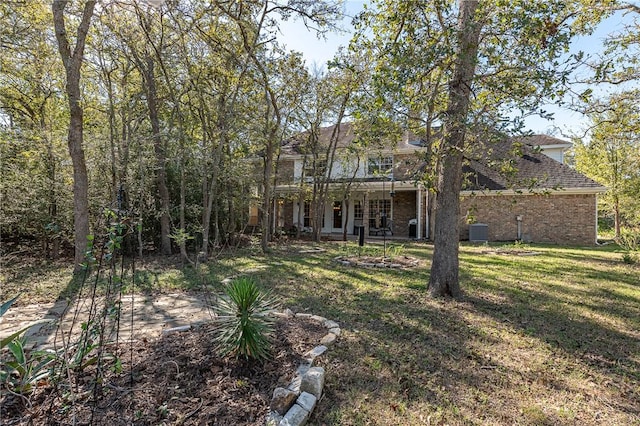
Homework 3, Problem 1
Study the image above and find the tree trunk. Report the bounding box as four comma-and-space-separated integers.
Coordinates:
52, 0, 96, 271
179, 158, 188, 265
312, 194, 323, 242
44, 128, 60, 259
614, 196, 620, 239
429, 0, 482, 298
261, 137, 274, 252
143, 56, 172, 255
297, 190, 305, 238
103, 66, 118, 201
428, 191, 436, 241
199, 107, 214, 259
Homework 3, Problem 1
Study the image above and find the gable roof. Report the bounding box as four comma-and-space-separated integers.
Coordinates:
516, 134, 573, 148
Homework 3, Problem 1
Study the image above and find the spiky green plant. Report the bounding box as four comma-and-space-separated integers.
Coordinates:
212, 277, 280, 361
1, 296, 57, 394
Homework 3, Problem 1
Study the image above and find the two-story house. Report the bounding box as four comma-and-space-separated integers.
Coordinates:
271, 123, 606, 245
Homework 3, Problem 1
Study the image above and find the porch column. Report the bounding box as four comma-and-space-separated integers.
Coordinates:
272, 197, 278, 232
363, 191, 370, 237
417, 187, 422, 239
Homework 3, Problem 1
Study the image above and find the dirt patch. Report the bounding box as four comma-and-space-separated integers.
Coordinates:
1, 316, 327, 425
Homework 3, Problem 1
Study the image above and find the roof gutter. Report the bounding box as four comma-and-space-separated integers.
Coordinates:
460, 186, 608, 196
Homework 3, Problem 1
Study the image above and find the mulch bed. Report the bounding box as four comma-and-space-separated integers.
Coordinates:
1, 316, 327, 425
481, 249, 540, 256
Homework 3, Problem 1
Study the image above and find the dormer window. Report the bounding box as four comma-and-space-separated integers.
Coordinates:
368, 156, 393, 176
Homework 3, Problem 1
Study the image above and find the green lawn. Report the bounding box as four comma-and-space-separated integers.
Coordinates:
2, 241, 639, 425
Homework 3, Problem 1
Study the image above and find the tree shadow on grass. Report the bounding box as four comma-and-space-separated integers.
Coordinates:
257, 244, 640, 424
461, 255, 639, 376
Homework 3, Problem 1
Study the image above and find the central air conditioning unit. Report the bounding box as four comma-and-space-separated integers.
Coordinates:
469, 223, 488, 242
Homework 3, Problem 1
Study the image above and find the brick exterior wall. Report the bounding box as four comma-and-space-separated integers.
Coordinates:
278, 191, 597, 244
459, 193, 597, 245
391, 191, 416, 237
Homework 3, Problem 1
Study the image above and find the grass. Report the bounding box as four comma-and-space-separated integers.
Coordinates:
2, 241, 639, 425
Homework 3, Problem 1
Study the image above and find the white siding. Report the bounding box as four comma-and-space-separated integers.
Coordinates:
540, 147, 565, 163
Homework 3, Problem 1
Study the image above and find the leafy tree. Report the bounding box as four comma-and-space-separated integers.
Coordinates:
215, 0, 342, 252
574, 92, 640, 235
177, 2, 251, 257
290, 59, 362, 243
575, 3, 640, 236
589, 2, 640, 86
52, 0, 97, 270
0, 1, 71, 257
128, 3, 174, 256
353, 0, 603, 297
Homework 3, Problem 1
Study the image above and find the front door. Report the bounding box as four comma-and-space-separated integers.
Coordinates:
332, 201, 342, 229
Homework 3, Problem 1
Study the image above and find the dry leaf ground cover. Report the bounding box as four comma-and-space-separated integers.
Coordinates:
1, 317, 327, 425
2, 241, 639, 425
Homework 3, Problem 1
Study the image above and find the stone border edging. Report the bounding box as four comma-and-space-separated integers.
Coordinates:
162, 308, 340, 426
265, 309, 341, 426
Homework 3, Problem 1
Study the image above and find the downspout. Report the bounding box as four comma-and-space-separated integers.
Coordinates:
424, 188, 429, 239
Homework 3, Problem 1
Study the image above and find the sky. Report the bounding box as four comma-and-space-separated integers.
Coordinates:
276, 1, 636, 140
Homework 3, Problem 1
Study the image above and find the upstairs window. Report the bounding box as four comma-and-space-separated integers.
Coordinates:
304, 158, 327, 179
368, 156, 393, 176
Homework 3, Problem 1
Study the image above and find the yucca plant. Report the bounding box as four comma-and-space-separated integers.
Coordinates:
212, 277, 280, 361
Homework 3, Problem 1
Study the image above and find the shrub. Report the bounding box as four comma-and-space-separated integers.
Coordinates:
617, 227, 639, 264
386, 244, 405, 258
212, 277, 280, 361
1, 337, 56, 394
1, 296, 56, 394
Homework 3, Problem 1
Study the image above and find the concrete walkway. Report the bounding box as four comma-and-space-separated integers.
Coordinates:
0, 293, 216, 350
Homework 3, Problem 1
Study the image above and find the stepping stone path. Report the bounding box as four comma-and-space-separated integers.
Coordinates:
0, 293, 215, 350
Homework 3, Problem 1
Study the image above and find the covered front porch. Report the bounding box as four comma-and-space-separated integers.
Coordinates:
276, 184, 429, 239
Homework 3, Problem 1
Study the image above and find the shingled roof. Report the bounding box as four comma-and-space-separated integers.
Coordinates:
280, 123, 356, 155
281, 124, 605, 193
463, 137, 605, 192
280, 122, 425, 155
